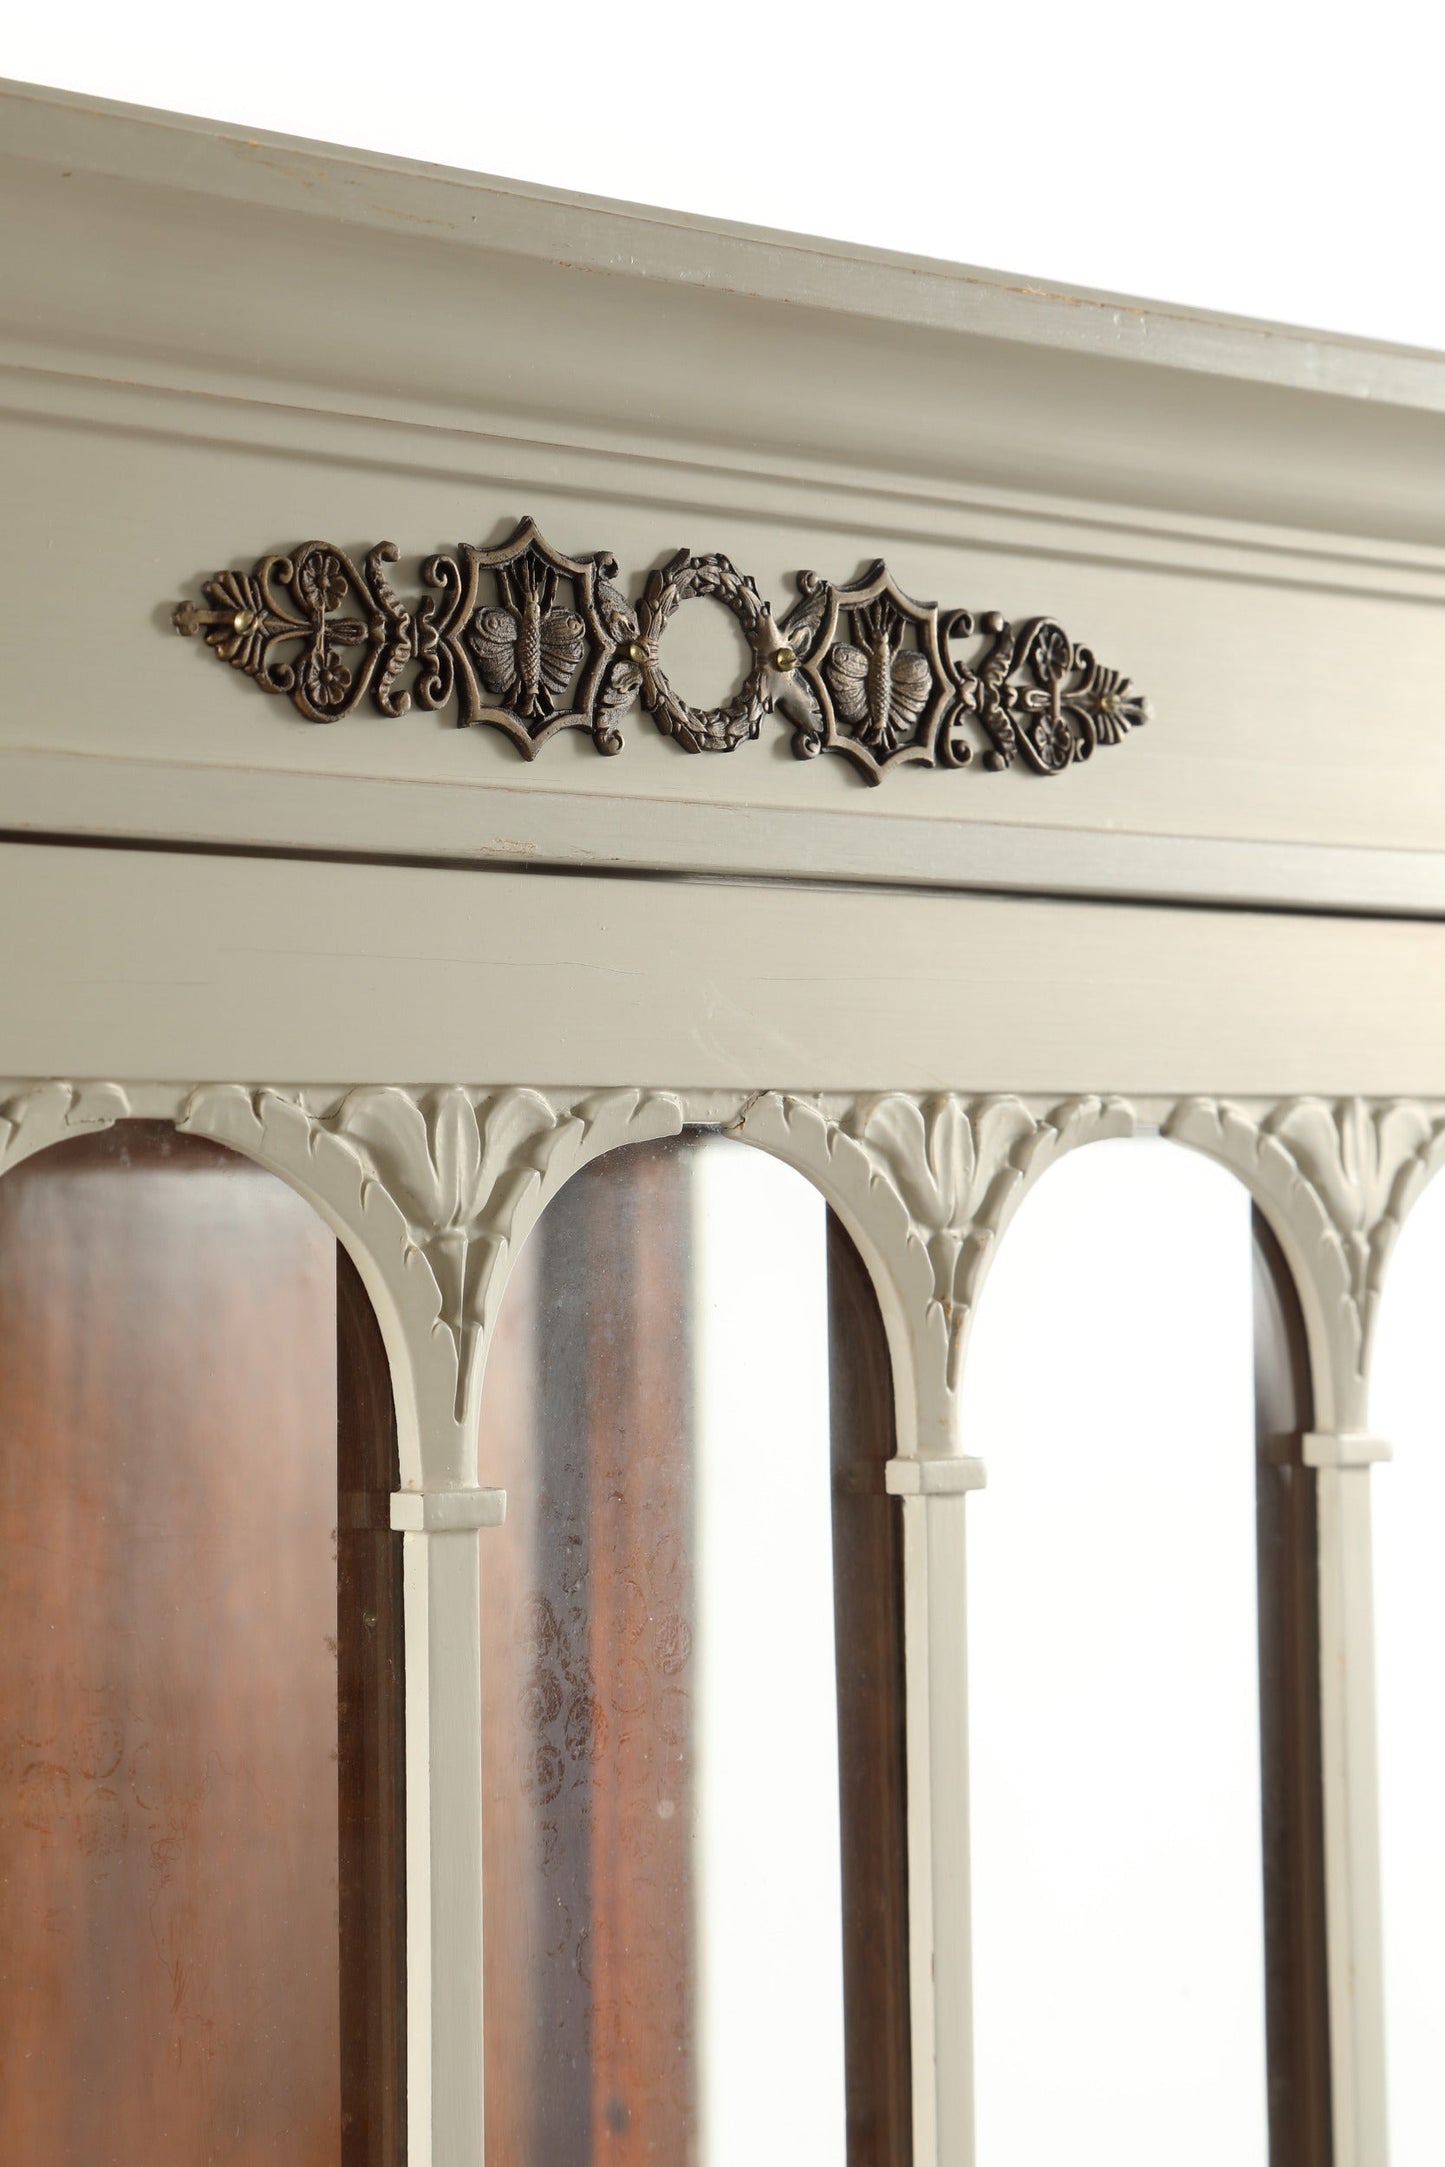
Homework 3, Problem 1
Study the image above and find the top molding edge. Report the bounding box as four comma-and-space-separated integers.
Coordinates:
5, 77, 1445, 419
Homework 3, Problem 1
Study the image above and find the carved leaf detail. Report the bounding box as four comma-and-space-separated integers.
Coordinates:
783, 578, 830, 664
845, 1092, 1132, 1388
734, 1089, 1131, 1452
0, 1081, 131, 1173
1166, 1095, 1445, 1426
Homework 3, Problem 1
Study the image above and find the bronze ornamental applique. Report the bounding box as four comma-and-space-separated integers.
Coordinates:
172, 517, 1150, 785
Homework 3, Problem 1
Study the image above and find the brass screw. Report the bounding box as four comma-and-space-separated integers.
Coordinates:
233, 608, 258, 633
627, 641, 648, 666
773, 645, 798, 671
1099, 693, 1118, 715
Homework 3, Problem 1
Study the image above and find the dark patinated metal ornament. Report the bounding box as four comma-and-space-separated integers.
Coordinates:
173, 517, 1150, 785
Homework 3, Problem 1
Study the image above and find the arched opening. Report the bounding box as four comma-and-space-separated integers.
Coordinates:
960, 1134, 1329, 2167
475, 1129, 910, 2167
1366, 1173, 1445, 2164
0, 1122, 404, 2167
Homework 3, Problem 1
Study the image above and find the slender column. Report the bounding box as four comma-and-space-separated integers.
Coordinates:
1305, 1436, 1392, 2167
730, 1092, 1128, 2167
395, 1490, 505, 2167
890, 1460, 985, 2167
1163, 1095, 1445, 2167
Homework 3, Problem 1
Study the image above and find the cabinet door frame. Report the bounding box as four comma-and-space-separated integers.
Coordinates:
0, 1038, 1428, 2166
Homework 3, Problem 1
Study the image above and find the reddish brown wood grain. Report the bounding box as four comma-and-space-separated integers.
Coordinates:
0, 1124, 363, 2167
336, 1246, 407, 2167
478, 1137, 695, 2167
828, 1209, 913, 2167
478, 1140, 911, 2166
1253, 1209, 1333, 2167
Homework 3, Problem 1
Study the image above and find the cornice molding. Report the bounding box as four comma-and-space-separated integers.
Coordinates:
10, 84, 1445, 550
9, 81, 1443, 415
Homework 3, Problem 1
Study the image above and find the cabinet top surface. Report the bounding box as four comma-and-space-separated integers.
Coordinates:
4, 76, 1445, 917
5, 73, 1444, 411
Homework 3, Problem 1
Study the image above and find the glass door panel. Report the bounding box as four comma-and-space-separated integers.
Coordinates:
961, 1139, 1271, 2166
477, 1131, 909, 2167
1370, 1179, 1445, 2167
0, 1124, 403, 2167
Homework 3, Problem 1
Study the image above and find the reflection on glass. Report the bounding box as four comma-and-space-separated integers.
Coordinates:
694, 1142, 845, 2166
1369, 1182, 1445, 2166
478, 1132, 909, 2166
961, 1139, 1268, 2165
0, 1124, 403, 2167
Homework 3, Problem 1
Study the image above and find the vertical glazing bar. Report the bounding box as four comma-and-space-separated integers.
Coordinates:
401, 1518, 490, 2167
900, 1485, 976, 2167
1313, 1455, 1389, 2167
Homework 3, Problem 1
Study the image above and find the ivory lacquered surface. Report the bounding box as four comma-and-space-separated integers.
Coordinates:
1, 73, 1438, 2167
5, 80, 1445, 911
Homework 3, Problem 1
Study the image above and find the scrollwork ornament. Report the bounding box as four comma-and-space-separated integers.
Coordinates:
173, 540, 415, 724
174, 516, 1152, 784
943, 609, 1151, 774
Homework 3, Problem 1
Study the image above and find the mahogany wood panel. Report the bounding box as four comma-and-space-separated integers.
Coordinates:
0, 1123, 396, 2167
1253, 1208, 1333, 2167
336, 1247, 407, 2167
827, 1209, 913, 2167
478, 1140, 910, 2165
479, 1139, 695, 2166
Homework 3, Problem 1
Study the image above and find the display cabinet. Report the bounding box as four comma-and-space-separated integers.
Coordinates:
3, 77, 1445, 2167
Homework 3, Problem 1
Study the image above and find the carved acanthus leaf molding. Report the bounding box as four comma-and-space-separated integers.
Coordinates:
319, 1084, 688, 1416
733, 1091, 1134, 1455
1165, 1096, 1445, 1432
182, 1083, 687, 1440
0, 1081, 133, 1173
23, 1079, 1443, 1486
173, 516, 1151, 786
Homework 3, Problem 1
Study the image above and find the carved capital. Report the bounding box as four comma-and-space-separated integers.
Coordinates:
732, 1090, 1134, 1459
1165, 1096, 1445, 1433
181, 1084, 688, 1482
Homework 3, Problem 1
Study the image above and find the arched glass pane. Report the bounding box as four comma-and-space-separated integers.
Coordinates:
1369, 1180, 1445, 2166
477, 1131, 908, 2166
961, 1138, 1269, 2165
0, 1124, 403, 2166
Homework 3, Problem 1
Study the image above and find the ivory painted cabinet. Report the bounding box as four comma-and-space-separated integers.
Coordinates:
3, 76, 1445, 2167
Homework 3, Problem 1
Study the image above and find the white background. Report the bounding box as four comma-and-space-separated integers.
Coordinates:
961, 1140, 1268, 2165
693, 1141, 846, 2167
1368, 1185, 1445, 2167
4, 0, 1443, 351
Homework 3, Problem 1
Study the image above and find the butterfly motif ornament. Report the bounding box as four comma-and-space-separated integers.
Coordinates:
175, 515, 1151, 780
470, 555, 587, 723
825, 600, 935, 756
